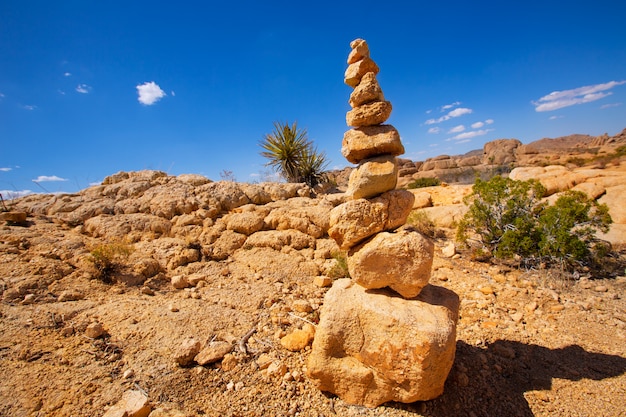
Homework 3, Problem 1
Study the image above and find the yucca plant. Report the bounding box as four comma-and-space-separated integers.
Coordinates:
259, 121, 328, 187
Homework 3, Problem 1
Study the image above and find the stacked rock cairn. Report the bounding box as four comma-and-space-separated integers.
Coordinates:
306, 39, 461, 407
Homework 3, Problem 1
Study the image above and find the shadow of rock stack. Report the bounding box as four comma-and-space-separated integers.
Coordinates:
306, 39, 461, 407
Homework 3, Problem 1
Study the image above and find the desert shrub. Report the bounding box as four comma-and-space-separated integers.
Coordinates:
87, 242, 134, 283
328, 251, 350, 278
407, 210, 444, 239
457, 176, 612, 272
259, 121, 329, 188
407, 177, 441, 189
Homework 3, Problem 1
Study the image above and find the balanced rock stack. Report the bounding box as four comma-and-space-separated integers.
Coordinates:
307, 39, 460, 407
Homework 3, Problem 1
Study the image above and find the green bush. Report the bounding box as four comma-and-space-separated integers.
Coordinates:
457, 176, 612, 271
407, 210, 444, 239
407, 177, 441, 189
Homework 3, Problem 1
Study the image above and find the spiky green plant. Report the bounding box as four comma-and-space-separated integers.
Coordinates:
259, 121, 328, 187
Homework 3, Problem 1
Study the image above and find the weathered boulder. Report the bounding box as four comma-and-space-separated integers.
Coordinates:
0, 211, 27, 224
328, 190, 414, 250
82, 213, 171, 241
224, 211, 265, 235
345, 155, 398, 200
244, 230, 316, 251
598, 184, 626, 224
346, 101, 392, 127
307, 279, 459, 407
482, 139, 522, 165
349, 72, 385, 108
342, 125, 404, 164
344, 57, 380, 88
348, 227, 434, 298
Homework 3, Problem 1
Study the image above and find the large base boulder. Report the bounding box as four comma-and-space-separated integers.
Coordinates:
307, 279, 459, 407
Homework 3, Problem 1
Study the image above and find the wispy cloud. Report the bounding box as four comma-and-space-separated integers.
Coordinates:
33, 175, 68, 182
448, 125, 465, 133
0, 167, 12, 172
440, 101, 461, 112
549, 115, 564, 120
448, 128, 494, 141
471, 119, 494, 129
425, 107, 473, 125
76, 84, 91, 94
427, 127, 441, 134
0, 93, 5, 99
137, 81, 166, 105
533, 80, 626, 112
0, 189, 32, 199
21, 104, 37, 110
64, 72, 72, 77
600, 102, 622, 109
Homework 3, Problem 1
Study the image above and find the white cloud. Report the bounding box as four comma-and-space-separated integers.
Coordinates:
485, 119, 494, 125
471, 121, 484, 129
549, 115, 564, 120
0, 167, 12, 172
136, 81, 166, 105
600, 102, 622, 109
33, 175, 68, 182
0, 93, 5, 99
425, 107, 473, 125
440, 101, 461, 112
428, 127, 441, 134
171, 91, 176, 97
76, 84, 91, 94
64, 72, 72, 77
449, 125, 465, 133
21, 104, 37, 110
533, 80, 626, 112
0, 190, 32, 199
449, 128, 494, 141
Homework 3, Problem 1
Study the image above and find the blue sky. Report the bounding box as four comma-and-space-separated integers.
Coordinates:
1, 1, 625, 196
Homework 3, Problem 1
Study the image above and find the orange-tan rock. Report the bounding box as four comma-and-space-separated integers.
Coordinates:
345, 154, 398, 200
347, 227, 434, 298
341, 125, 404, 164
344, 57, 380, 88
346, 100, 392, 127
349, 72, 385, 108
307, 279, 459, 407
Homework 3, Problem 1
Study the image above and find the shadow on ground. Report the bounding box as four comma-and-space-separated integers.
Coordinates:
389, 340, 626, 417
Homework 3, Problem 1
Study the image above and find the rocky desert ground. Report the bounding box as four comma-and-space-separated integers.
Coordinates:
1, 134, 626, 417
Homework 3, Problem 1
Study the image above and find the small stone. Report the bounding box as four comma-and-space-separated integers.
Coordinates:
280, 326, 315, 352
123, 369, 135, 379
221, 353, 238, 371
347, 38, 369, 64
456, 372, 469, 387
256, 353, 273, 370
173, 338, 201, 366
21, 293, 36, 305
194, 342, 233, 366
226, 381, 235, 391
140, 286, 155, 296
235, 381, 244, 391
313, 276, 332, 287
102, 390, 151, 417
441, 242, 456, 258
267, 361, 288, 378
593, 285, 608, 293
479, 286, 494, 295
0, 211, 27, 224
550, 304, 565, 313
292, 300, 313, 313
171, 275, 190, 289
58, 289, 84, 302
168, 304, 179, 312
85, 322, 106, 339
